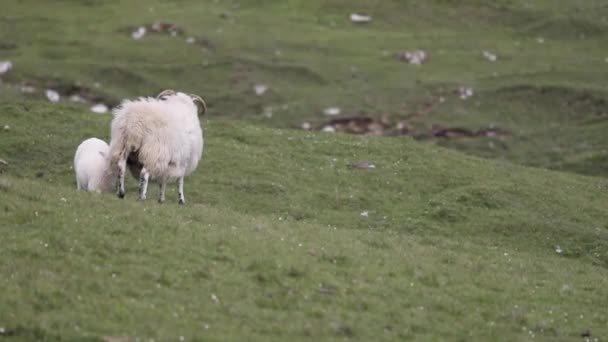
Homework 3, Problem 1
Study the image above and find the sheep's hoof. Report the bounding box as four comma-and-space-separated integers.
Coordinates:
178, 199, 186, 205
138, 196, 146, 201
117, 192, 125, 199
158, 198, 165, 204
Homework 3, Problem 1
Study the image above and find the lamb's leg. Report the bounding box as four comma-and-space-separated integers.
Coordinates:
117, 158, 127, 198
158, 180, 166, 204
177, 176, 186, 205
138, 167, 150, 200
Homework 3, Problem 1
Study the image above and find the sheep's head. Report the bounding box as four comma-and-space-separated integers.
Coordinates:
188, 94, 207, 116
157, 89, 207, 116
156, 89, 177, 100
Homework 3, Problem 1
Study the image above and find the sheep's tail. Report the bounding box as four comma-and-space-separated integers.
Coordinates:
108, 118, 133, 197
109, 127, 131, 167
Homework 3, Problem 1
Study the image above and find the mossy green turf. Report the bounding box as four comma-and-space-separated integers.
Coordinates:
1, 0, 608, 341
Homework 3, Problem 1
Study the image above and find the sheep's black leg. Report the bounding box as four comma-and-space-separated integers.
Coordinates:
177, 176, 186, 205
138, 167, 150, 200
158, 181, 166, 203
117, 158, 126, 198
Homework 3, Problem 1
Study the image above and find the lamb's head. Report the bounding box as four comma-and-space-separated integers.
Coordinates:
157, 89, 207, 116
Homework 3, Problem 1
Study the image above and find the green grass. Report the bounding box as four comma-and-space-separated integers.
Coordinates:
1, 0, 608, 341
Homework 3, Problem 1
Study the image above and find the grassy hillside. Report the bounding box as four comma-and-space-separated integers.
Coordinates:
1, 0, 608, 341
1, 0, 607, 175
2, 101, 608, 341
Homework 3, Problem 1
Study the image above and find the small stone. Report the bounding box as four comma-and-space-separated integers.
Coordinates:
482, 50, 497, 62
360, 211, 369, 217
350, 13, 372, 23
3, 125, 9, 130
301, 122, 312, 130
323, 107, 341, 116
90, 103, 109, 114
132, 27, 146, 40
555, 245, 563, 254
253, 84, 268, 96
45, 89, 60, 103
69, 94, 85, 103
321, 126, 336, 133
211, 293, 220, 303
185, 37, 195, 44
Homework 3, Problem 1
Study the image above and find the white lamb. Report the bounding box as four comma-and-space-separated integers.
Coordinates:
74, 137, 112, 192
109, 89, 207, 204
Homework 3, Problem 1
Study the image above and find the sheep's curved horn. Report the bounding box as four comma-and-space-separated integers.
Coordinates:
189, 94, 207, 115
156, 89, 176, 99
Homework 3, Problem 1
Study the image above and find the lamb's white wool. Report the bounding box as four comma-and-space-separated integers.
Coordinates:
109, 90, 206, 204
74, 138, 111, 192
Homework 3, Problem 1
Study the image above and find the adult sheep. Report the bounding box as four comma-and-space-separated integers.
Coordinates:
74, 137, 113, 192
109, 89, 207, 204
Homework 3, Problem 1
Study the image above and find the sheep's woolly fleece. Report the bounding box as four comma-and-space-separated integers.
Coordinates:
109, 94, 203, 181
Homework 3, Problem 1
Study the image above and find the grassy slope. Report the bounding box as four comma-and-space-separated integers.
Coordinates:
1, 0, 608, 341
2, 101, 608, 341
1, 0, 607, 175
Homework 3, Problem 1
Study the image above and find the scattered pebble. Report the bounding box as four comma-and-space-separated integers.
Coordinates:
0, 61, 12, 75
323, 107, 341, 116
45, 89, 60, 103
185, 37, 195, 44
132, 26, 147, 40
90, 103, 109, 114
399, 50, 427, 65
322, 126, 336, 133
20, 85, 36, 93
458, 86, 474, 100
301, 122, 312, 130
536, 37, 545, 44
360, 211, 369, 217
555, 245, 563, 254
3, 125, 9, 130
350, 13, 372, 23
253, 84, 268, 96
211, 294, 220, 303
0, 327, 5, 334
482, 50, 497, 62
69, 94, 85, 103
348, 161, 376, 170
60, 197, 67, 202
0, 159, 7, 166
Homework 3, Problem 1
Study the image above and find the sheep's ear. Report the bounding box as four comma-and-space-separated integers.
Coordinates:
189, 94, 207, 115
156, 89, 176, 99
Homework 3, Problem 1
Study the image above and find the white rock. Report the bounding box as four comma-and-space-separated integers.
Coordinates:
536, 37, 545, 44
3, 125, 9, 130
45, 89, 60, 103
301, 122, 312, 130
322, 126, 336, 133
0, 61, 12, 75
90, 103, 109, 114
350, 13, 372, 23
253, 84, 268, 96
458, 86, 474, 100
482, 50, 497, 62
185, 37, 195, 44
323, 107, 341, 116
555, 245, 563, 254
400, 50, 427, 65
360, 211, 369, 217
132, 26, 146, 40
